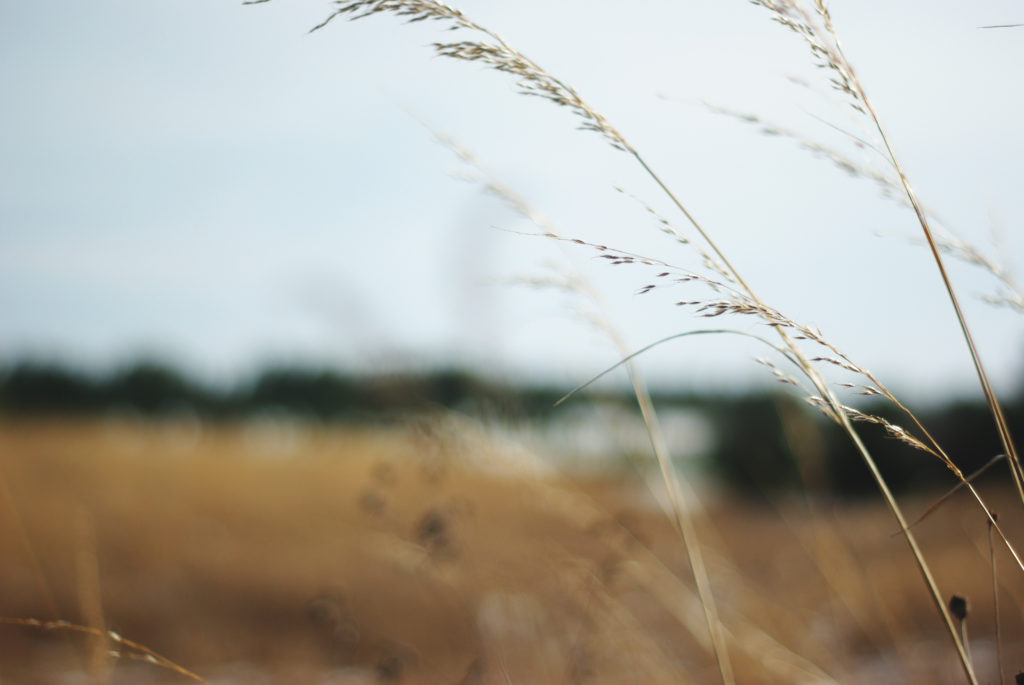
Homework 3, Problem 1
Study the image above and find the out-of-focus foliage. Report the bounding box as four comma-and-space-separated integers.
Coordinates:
1, 360, 1020, 498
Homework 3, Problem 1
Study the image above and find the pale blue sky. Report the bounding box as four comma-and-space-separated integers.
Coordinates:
2, 0, 1023, 402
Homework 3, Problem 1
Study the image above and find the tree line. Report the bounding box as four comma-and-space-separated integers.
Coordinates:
2, 360, 1021, 497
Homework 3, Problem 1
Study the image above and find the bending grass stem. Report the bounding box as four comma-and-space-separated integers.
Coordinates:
290, 2, 986, 681
826, 13, 1024, 509
629, 117, 980, 685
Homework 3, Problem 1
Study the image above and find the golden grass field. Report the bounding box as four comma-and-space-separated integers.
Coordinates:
1, 416, 1022, 684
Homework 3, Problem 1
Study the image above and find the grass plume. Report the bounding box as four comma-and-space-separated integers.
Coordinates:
274, 0, 1024, 681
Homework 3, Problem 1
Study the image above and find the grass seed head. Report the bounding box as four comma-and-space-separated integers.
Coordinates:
948, 595, 969, 622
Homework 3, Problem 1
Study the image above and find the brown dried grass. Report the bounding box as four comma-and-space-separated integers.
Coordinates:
4, 1, 1021, 682
1, 418, 1022, 683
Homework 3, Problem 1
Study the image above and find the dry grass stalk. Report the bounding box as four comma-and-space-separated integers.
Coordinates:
75, 514, 110, 683
545, 227, 1016, 577
700, 101, 1024, 313
318, 1, 631, 153
989, 513, 1006, 685
425, 127, 736, 684
284, 0, 1023, 681
749, 0, 862, 114
0, 617, 207, 683
753, 2, 1024, 674
897, 456, 1007, 535
753, 0, 1024, 510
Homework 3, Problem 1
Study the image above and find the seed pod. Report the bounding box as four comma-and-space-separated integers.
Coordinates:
948, 595, 968, 622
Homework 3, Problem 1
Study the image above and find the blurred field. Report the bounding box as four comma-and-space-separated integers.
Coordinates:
1, 417, 1022, 684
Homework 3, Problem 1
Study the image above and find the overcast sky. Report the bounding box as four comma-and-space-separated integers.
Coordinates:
2, 0, 1023, 403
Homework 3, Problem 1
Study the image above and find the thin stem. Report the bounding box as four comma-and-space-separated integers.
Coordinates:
555, 328, 802, 406
298, 2, 983, 680
827, 13, 1024, 508
0, 618, 207, 683
629, 112, 979, 685
989, 516, 1005, 685
628, 368, 735, 685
